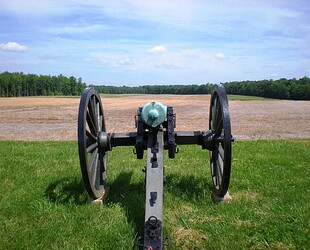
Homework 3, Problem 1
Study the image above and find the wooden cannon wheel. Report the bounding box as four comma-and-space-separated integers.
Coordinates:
78, 88, 108, 199
209, 84, 232, 197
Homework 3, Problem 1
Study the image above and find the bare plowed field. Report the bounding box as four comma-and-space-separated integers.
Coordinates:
0, 95, 309, 141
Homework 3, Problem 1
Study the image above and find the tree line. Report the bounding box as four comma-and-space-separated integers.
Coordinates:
0, 72, 86, 97
90, 84, 213, 95
0, 71, 309, 100
223, 77, 309, 100
92, 77, 309, 100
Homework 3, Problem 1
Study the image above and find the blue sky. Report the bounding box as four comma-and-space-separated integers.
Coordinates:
0, 0, 309, 86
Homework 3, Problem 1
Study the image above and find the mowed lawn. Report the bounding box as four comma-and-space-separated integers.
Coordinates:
0, 139, 309, 249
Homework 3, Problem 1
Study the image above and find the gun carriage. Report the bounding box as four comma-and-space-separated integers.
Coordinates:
77, 84, 233, 249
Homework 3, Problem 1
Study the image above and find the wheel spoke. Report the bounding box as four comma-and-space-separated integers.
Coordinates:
87, 141, 98, 153
214, 97, 219, 126
217, 142, 225, 161
86, 129, 97, 143
90, 150, 99, 189
211, 96, 217, 130
88, 95, 96, 116
95, 154, 101, 189
96, 102, 102, 132
210, 151, 217, 177
98, 152, 106, 185
92, 95, 99, 131
99, 115, 103, 132
87, 96, 98, 132
217, 152, 223, 178
215, 167, 221, 187
214, 118, 223, 136
88, 148, 98, 177
87, 110, 97, 136
214, 98, 223, 135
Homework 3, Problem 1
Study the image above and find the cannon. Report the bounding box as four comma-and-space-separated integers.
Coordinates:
77, 84, 233, 249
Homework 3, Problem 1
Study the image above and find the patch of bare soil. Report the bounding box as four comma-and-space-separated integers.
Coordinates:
0, 95, 309, 141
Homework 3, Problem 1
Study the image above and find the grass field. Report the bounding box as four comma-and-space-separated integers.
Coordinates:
100, 93, 271, 101
228, 95, 272, 101
0, 139, 309, 249
99, 94, 271, 101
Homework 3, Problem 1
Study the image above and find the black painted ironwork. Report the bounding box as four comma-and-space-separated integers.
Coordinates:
166, 106, 176, 158
77, 84, 234, 249
144, 216, 163, 250
135, 107, 145, 159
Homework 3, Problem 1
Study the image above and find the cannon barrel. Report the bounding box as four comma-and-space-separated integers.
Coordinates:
141, 101, 167, 127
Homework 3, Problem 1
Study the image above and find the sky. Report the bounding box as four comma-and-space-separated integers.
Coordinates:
0, 0, 309, 86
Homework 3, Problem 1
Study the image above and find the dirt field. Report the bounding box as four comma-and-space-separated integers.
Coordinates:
0, 95, 309, 141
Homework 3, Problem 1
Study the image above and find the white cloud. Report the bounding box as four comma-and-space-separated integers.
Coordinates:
264, 62, 280, 67
87, 52, 135, 68
215, 53, 226, 59
0, 0, 69, 17
48, 24, 109, 36
0, 42, 27, 52
155, 63, 183, 70
270, 73, 279, 78
87, 52, 109, 64
147, 45, 168, 55
118, 58, 133, 66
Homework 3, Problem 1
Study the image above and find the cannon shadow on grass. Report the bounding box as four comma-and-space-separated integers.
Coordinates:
165, 173, 213, 202
106, 171, 145, 235
105, 171, 213, 234
45, 177, 89, 205
44, 171, 213, 234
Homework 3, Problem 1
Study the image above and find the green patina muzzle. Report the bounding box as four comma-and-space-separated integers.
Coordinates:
141, 101, 167, 127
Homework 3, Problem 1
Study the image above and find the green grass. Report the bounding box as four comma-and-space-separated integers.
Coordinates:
228, 95, 273, 101
0, 139, 309, 249
99, 94, 144, 98
99, 94, 272, 101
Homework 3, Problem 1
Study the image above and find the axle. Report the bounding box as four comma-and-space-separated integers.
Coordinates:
108, 130, 215, 152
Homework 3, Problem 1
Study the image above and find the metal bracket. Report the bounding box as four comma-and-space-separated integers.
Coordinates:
135, 107, 145, 159
144, 216, 163, 249
150, 192, 157, 206
202, 130, 215, 151
167, 106, 176, 158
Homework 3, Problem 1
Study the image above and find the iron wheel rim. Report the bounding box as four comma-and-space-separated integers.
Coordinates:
78, 88, 107, 199
209, 84, 232, 197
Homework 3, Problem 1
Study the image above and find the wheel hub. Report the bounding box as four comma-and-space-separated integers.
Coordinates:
98, 132, 110, 153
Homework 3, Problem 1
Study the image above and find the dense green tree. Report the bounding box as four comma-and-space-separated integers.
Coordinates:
224, 77, 309, 100
0, 72, 86, 97
0, 72, 309, 100
91, 78, 310, 100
